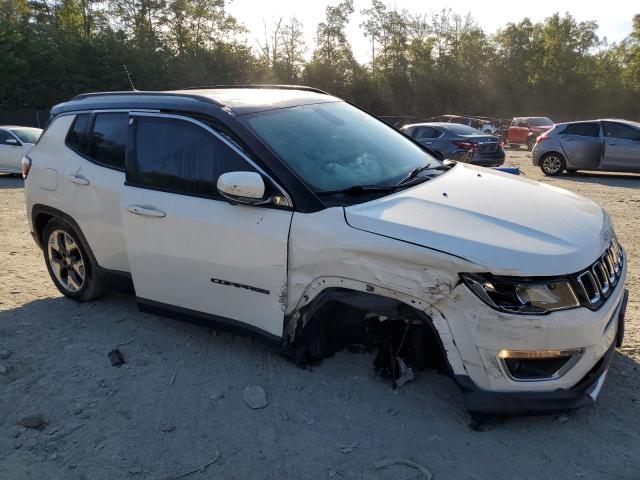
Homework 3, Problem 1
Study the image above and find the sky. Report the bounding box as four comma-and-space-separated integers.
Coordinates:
227, 0, 637, 63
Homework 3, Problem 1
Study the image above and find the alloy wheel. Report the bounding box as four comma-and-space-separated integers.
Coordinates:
542, 155, 562, 175
47, 229, 85, 293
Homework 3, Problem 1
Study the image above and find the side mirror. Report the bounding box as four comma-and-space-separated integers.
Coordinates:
217, 171, 269, 205
5, 138, 20, 146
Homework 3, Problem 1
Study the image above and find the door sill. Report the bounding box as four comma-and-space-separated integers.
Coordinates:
136, 298, 283, 348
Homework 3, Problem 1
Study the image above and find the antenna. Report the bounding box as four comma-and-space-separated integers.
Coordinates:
123, 65, 137, 91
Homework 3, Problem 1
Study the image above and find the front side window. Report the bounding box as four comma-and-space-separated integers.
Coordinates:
89, 112, 128, 170
562, 123, 600, 137
603, 122, 640, 141
0, 130, 13, 144
130, 116, 253, 197
244, 102, 441, 192
413, 126, 441, 139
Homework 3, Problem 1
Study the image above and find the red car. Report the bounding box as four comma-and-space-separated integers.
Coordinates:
508, 117, 554, 150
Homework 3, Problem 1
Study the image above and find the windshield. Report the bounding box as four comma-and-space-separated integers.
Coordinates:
445, 124, 483, 135
10, 128, 41, 144
529, 118, 553, 127
244, 102, 440, 192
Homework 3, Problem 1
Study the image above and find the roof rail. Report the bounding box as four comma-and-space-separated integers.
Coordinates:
179, 84, 330, 95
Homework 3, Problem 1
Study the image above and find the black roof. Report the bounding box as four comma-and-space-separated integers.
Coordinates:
52, 85, 340, 117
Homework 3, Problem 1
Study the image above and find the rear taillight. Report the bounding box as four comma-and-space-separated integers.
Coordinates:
22, 156, 32, 179
498, 139, 504, 148
535, 135, 550, 145
453, 141, 476, 151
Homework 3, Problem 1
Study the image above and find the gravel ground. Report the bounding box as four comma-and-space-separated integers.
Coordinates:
1, 149, 639, 480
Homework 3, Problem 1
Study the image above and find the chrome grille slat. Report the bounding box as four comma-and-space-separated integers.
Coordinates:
577, 239, 624, 307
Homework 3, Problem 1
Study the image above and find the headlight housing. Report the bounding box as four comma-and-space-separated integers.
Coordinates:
460, 273, 580, 315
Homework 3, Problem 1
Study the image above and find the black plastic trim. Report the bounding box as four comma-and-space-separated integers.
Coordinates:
137, 298, 283, 348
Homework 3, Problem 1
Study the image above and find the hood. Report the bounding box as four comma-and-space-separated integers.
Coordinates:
344, 164, 611, 276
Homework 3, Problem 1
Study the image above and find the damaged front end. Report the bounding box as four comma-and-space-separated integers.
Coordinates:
285, 288, 450, 388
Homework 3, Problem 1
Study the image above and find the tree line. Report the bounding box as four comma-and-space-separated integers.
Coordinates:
1, 0, 639, 122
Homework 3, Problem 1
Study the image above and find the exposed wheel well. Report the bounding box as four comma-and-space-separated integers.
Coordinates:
33, 212, 55, 246
287, 288, 450, 379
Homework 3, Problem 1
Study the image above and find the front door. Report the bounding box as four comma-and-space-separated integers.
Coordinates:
0, 130, 24, 172
121, 113, 293, 339
601, 121, 640, 172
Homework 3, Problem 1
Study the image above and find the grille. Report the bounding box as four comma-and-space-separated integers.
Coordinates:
477, 142, 499, 154
576, 238, 624, 307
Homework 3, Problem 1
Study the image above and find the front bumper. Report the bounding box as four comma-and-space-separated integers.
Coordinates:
452, 288, 628, 415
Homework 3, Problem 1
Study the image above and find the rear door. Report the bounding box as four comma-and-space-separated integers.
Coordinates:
0, 129, 24, 172
557, 122, 602, 169
601, 121, 640, 172
121, 113, 293, 339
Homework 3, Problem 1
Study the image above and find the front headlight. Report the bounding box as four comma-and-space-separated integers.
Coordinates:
460, 273, 580, 315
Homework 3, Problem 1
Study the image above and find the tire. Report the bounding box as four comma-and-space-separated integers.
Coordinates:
540, 153, 566, 176
43, 218, 104, 301
526, 137, 536, 151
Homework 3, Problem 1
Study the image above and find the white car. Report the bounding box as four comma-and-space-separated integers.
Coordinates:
0, 126, 42, 174
23, 87, 628, 416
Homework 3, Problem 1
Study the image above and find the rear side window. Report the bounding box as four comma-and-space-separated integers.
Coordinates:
66, 114, 90, 155
562, 123, 600, 137
129, 116, 253, 197
603, 122, 640, 141
88, 113, 128, 170
413, 127, 442, 139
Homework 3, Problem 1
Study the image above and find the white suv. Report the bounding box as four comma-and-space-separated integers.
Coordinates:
24, 86, 628, 416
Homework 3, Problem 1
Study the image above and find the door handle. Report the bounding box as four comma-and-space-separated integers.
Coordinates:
70, 174, 90, 185
127, 205, 166, 218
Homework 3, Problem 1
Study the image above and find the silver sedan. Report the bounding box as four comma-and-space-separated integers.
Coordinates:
532, 119, 640, 176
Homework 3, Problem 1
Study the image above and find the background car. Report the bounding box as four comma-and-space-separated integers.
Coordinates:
0, 126, 42, 174
401, 122, 505, 167
508, 117, 554, 150
532, 119, 640, 176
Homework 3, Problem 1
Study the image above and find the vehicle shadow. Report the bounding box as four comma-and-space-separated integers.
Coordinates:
1, 294, 639, 478
0, 174, 24, 189
561, 170, 640, 188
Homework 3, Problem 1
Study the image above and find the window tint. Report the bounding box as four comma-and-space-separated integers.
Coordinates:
562, 123, 600, 137
413, 126, 441, 139
0, 130, 13, 144
603, 122, 640, 141
131, 116, 253, 196
89, 112, 128, 169
66, 114, 90, 154
446, 124, 482, 135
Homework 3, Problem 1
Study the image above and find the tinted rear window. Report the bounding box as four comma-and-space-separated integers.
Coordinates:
445, 124, 482, 135
10, 128, 41, 144
66, 114, 91, 155
88, 112, 128, 170
562, 123, 600, 137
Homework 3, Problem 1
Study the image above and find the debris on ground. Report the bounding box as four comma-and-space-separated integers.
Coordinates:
0, 350, 10, 359
176, 451, 221, 477
18, 415, 46, 430
242, 385, 267, 409
373, 458, 433, 480
339, 442, 358, 454
108, 349, 125, 367
208, 390, 225, 401
161, 424, 176, 433
394, 357, 415, 387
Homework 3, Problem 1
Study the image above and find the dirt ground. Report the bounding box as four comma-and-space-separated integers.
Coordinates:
1, 149, 639, 480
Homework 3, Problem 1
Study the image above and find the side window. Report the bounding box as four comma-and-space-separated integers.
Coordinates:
562, 123, 600, 137
603, 122, 640, 141
413, 127, 440, 139
88, 112, 128, 170
66, 114, 90, 155
0, 130, 12, 144
129, 116, 254, 197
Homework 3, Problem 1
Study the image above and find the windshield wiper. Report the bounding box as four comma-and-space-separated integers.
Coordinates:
315, 184, 401, 196
398, 163, 449, 185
